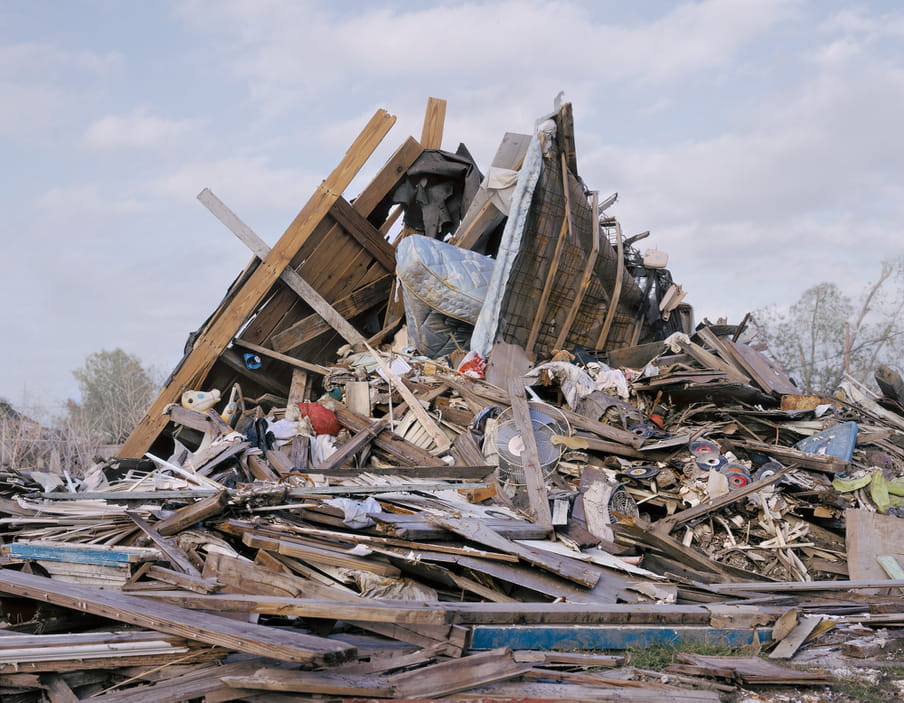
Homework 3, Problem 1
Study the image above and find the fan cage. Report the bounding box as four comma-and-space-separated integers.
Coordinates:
489, 402, 571, 487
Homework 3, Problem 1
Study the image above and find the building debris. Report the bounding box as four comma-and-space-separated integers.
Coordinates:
1, 97, 904, 701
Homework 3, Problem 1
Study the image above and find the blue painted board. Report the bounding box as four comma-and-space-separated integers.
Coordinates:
794, 421, 858, 463
469, 625, 772, 651
8, 544, 142, 566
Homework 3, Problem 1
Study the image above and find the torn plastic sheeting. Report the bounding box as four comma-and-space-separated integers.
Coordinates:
324, 496, 383, 529
526, 361, 596, 409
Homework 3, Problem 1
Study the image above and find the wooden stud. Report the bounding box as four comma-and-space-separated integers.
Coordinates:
119, 109, 395, 458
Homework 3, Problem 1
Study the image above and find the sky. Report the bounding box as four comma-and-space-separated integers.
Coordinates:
1, 0, 903, 418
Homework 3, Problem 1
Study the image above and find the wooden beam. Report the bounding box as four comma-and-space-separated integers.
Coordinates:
525, 154, 573, 352
230, 338, 330, 375
433, 516, 596, 587
119, 109, 395, 459
198, 187, 366, 347
271, 273, 393, 353
420, 96, 447, 149
507, 377, 552, 528
329, 197, 396, 272
153, 490, 229, 536
0, 569, 355, 665
596, 220, 624, 349
315, 418, 389, 471
555, 190, 600, 349
125, 511, 202, 577
326, 401, 446, 467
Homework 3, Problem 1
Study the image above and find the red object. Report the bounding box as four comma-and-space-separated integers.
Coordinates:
297, 402, 341, 435
456, 351, 486, 379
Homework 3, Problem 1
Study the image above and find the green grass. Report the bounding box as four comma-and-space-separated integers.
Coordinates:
623, 640, 760, 670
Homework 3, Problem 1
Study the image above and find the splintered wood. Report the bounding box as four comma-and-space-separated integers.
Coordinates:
2, 97, 902, 700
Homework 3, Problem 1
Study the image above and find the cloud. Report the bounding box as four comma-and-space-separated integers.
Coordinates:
148, 155, 322, 215
0, 40, 121, 138
0, 41, 120, 79
177, 0, 796, 118
82, 108, 201, 150
35, 183, 148, 221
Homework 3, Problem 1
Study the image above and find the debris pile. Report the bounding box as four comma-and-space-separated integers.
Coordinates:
2, 98, 904, 701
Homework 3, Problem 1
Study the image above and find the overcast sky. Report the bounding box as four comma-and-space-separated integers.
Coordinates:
2, 0, 902, 417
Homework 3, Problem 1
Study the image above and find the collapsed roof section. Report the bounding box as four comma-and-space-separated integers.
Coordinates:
396, 102, 691, 362
121, 98, 690, 459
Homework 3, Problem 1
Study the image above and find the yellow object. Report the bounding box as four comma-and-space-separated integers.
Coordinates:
220, 384, 243, 424
181, 389, 221, 412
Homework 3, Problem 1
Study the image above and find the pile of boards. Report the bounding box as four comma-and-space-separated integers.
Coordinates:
2, 98, 904, 701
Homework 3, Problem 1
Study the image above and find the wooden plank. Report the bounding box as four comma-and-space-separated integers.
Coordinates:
75, 658, 271, 703
596, 220, 624, 349
271, 273, 393, 353
727, 439, 848, 473
419, 96, 447, 149
617, 516, 740, 582
329, 197, 395, 272
677, 339, 750, 384
243, 533, 402, 578
469, 625, 772, 651
165, 405, 229, 436
136, 593, 448, 625
200, 187, 367, 346
707, 578, 904, 593
5, 542, 158, 567
222, 669, 393, 697
0, 569, 355, 665
246, 454, 279, 482
723, 338, 799, 395
142, 565, 220, 594
153, 490, 229, 536
556, 189, 600, 348
39, 673, 78, 703
507, 377, 553, 528
230, 338, 330, 375
485, 340, 531, 389
389, 647, 531, 699
526, 154, 573, 351
125, 511, 201, 577
432, 515, 595, 587
329, 401, 445, 467
846, 508, 904, 593
694, 326, 751, 381
769, 614, 822, 659
119, 108, 395, 459
557, 101, 578, 176
315, 418, 389, 471
286, 368, 309, 408
0, 650, 221, 674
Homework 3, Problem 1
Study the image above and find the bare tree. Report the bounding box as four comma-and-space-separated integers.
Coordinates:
67, 348, 159, 445
753, 257, 904, 394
